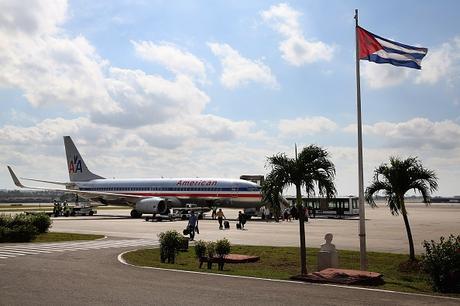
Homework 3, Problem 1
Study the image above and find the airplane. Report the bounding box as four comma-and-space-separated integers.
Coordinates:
8, 136, 263, 218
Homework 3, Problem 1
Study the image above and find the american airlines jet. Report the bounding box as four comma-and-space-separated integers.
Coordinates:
8, 136, 263, 218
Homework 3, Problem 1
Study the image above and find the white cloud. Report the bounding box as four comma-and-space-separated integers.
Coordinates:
415, 37, 460, 85
132, 40, 207, 81
345, 118, 460, 150
0, 117, 101, 146
94, 68, 210, 128
208, 42, 278, 89
0, 0, 215, 129
261, 3, 302, 38
278, 35, 334, 66
0, 112, 259, 153
361, 62, 411, 89
4, 110, 38, 126
0, 0, 67, 36
0, 34, 121, 113
187, 114, 256, 142
260, 3, 334, 65
136, 114, 258, 150
0, 1, 120, 114
278, 116, 338, 136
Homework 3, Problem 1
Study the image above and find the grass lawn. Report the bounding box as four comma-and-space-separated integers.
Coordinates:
122, 245, 456, 296
0, 204, 131, 211
32, 232, 105, 243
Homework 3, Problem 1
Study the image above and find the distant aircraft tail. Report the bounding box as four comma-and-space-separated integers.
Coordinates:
64, 136, 104, 182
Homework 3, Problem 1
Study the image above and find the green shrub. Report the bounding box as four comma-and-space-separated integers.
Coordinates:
215, 238, 231, 258
0, 215, 14, 242
178, 235, 189, 252
0, 226, 8, 242
193, 239, 232, 270
194, 240, 207, 259
206, 241, 216, 258
422, 234, 460, 293
2, 224, 38, 242
0, 213, 45, 242
30, 213, 52, 233
205, 241, 216, 269
10, 213, 30, 227
215, 238, 231, 271
0, 214, 10, 227
158, 230, 182, 264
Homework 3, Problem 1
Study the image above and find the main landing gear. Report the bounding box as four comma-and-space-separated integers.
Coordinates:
130, 209, 143, 218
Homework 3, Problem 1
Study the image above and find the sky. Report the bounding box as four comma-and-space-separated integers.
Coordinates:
0, 0, 459, 196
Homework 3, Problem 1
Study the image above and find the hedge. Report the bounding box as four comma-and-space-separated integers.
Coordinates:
0, 213, 52, 243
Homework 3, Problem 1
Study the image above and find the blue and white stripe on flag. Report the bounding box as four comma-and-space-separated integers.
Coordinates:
357, 26, 428, 69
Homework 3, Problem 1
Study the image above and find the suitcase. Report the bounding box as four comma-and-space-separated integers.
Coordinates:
236, 223, 241, 230
224, 220, 230, 229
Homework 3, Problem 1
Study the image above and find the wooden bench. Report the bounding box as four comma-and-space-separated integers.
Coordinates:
199, 254, 260, 270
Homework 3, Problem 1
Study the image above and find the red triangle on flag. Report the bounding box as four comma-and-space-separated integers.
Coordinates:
357, 26, 383, 59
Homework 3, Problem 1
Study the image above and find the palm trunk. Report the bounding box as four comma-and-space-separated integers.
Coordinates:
401, 200, 415, 261
296, 183, 307, 275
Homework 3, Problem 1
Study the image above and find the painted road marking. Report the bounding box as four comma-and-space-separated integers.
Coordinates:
0, 239, 159, 260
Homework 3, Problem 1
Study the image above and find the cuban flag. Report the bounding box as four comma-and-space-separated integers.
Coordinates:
357, 26, 428, 69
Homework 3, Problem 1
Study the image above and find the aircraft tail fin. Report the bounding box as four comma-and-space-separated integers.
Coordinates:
64, 136, 104, 182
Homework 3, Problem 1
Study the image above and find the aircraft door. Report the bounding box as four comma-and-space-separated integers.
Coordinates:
231, 182, 238, 198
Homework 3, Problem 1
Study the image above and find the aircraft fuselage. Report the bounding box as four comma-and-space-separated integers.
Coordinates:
74, 177, 262, 209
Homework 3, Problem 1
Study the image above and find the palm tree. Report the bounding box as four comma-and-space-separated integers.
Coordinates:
266, 144, 336, 275
261, 172, 284, 221
365, 156, 438, 261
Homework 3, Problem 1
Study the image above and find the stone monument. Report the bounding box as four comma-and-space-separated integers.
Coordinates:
317, 233, 339, 271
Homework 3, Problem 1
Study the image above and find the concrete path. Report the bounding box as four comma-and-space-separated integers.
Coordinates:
1, 247, 458, 305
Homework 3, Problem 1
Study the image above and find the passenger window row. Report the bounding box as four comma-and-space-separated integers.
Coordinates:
81, 187, 230, 192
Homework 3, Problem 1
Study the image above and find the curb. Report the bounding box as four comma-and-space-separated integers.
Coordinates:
117, 249, 460, 302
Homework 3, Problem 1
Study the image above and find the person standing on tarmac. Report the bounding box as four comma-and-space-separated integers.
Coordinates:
188, 211, 198, 241
216, 208, 226, 230
238, 211, 246, 230
211, 207, 217, 220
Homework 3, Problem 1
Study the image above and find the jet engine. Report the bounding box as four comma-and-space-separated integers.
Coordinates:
135, 197, 167, 215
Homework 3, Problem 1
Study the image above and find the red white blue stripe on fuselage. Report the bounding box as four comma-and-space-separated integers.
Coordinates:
75, 178, 262, 207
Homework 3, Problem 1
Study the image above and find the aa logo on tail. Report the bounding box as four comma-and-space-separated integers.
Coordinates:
68, 155, 82, 173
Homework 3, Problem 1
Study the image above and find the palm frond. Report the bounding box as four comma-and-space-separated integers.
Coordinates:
261, 173, 284, 215
365, 180, 389, 208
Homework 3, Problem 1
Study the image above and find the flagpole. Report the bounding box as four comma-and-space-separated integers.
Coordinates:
354, 9, 367, 271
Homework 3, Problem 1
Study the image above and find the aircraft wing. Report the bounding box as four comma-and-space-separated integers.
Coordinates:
20, 177, 71, 187
7, 166, 143, 204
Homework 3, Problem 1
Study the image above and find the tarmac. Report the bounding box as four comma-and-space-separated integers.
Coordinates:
2, 246, 459, 306
48, 202, 460, 254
